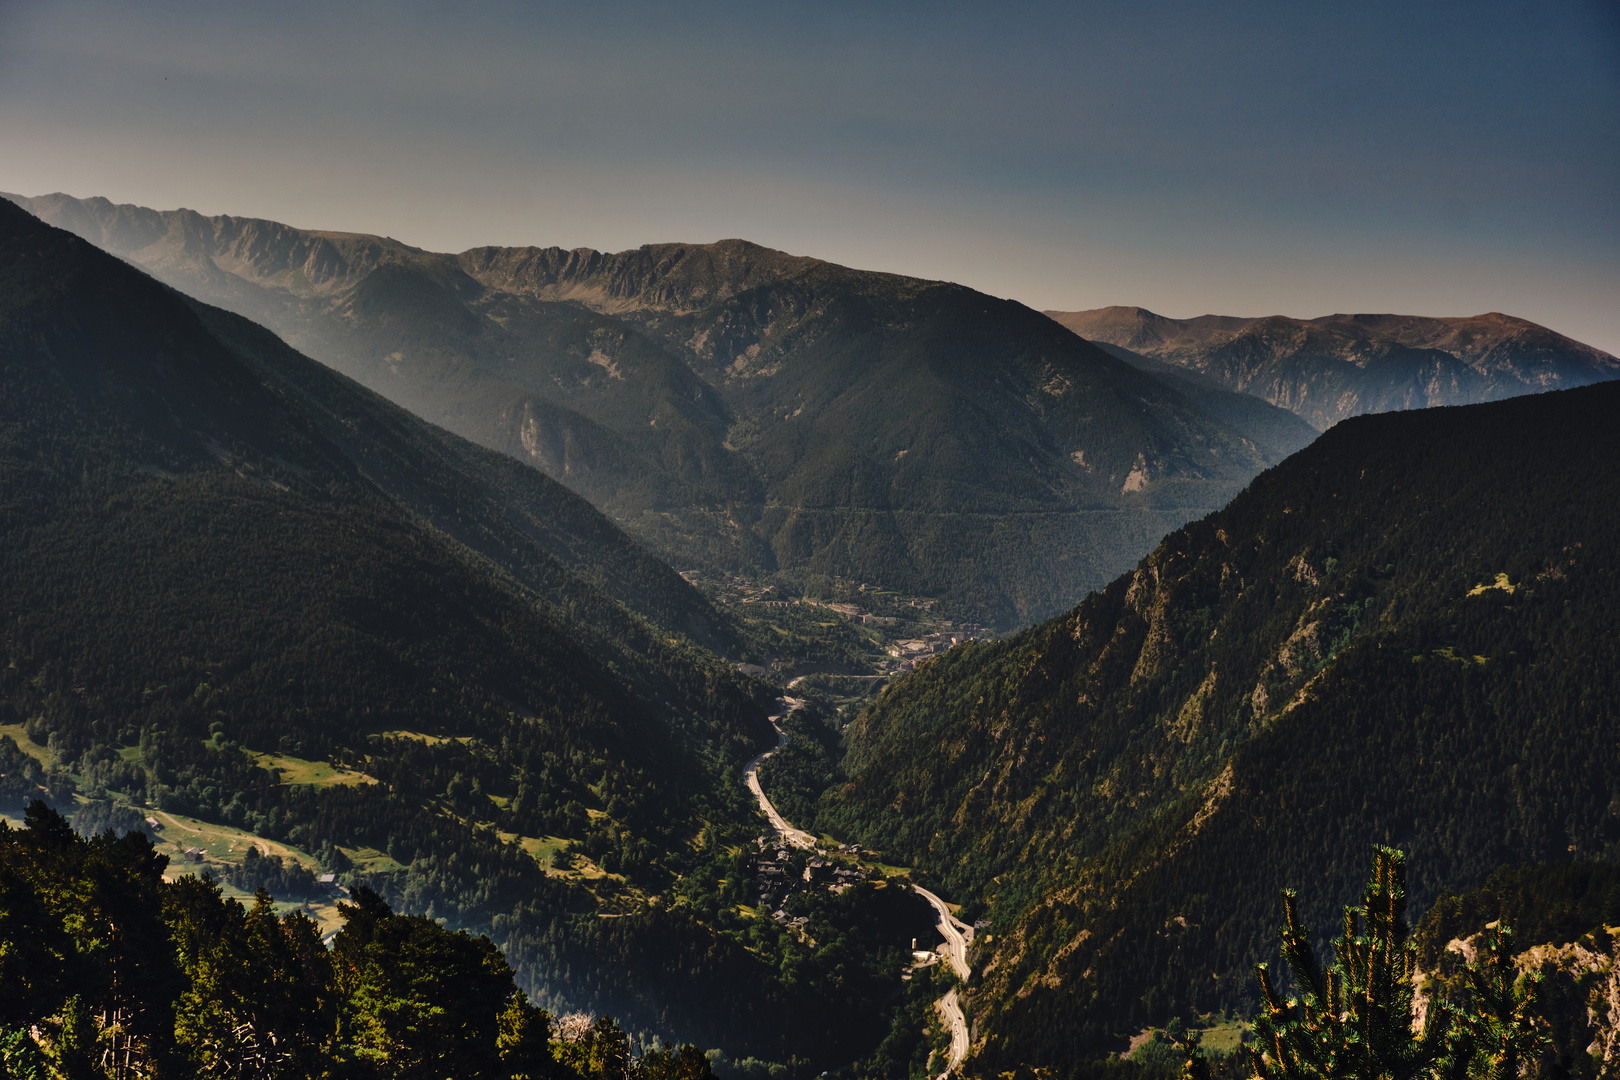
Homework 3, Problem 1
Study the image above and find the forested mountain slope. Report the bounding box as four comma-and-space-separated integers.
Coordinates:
0, 199, 915, 1063
815, 382, 1620, 1073
4, 193, 1315, 627
189, 303, 731, 646
1048, 305, 1619, 430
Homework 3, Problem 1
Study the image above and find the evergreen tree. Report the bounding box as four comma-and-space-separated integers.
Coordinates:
1455, 927, 1547, 1080
332, 887, 517, 1078
497, 991, 557, 1080
1231, 849, 1546, 1080
166, 878, 336, 1077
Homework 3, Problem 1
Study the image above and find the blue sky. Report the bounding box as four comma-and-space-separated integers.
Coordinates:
2, 0, 1616, 351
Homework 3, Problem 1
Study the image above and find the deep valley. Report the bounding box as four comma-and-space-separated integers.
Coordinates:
2, 193, 1617, 1080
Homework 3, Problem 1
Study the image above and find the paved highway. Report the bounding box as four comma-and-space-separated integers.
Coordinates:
934, 988, 968, 1079
911, 884, 973, 1077
741, 699, 817, 849
740, 706, 971, 1077
911, 884, 973, 980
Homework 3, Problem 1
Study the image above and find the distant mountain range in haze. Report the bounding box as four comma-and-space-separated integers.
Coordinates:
5, 194, 1612, 630
3, 192, 1316, 628
1048, 305, 1619, 430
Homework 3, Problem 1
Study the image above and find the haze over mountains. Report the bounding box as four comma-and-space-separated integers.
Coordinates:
1049, 306, 1620, 430
4, 192, 1319, 628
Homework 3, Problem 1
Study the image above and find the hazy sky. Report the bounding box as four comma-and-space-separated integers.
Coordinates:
3, 0, 1617, 352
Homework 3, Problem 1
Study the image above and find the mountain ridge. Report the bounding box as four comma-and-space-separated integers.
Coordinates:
6, 192, 1319, 627
1046, 304, 1620, 430
1, 196, 905, 1060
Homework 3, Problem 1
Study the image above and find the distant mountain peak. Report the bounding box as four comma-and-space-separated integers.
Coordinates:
456, 235, 839, 317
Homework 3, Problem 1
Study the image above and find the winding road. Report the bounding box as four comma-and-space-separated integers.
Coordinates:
912, 885, 973, 1077
912, 884, 973, 980
741, 699, 817, 849
741, 705, 972, 1077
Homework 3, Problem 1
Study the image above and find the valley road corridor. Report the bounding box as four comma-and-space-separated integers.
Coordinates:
741, 698, 817, 849
742, 701, 973, 1076
912, 885, 973, 1078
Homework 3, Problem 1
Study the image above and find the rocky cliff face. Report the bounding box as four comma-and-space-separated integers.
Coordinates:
457, 239, 828, 316
1048, 306, 1620, 430
1418, 928, 1620, 1075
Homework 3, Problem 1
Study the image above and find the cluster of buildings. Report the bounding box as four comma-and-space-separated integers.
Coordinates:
882, 626, 985, 672
750, 841, 872, 926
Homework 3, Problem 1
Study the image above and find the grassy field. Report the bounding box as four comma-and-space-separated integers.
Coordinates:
0, 722, 62, 769
371, 730, 469, 746
147, 811, 353, 934
1197, 1019, 1251, 1054
255, 752, 376, 787
505, 832, 571, 872
147, 808, 317, 869
337, 844, 407, 876
1126, 1018, 1252, 1062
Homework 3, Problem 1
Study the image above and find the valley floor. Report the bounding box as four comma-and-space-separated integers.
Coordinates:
741, 707, 974, 1077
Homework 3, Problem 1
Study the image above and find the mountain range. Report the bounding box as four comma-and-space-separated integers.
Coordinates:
0, 197, 930, 1065
1048, 306, 1620, 430
3, 193, 1317, 628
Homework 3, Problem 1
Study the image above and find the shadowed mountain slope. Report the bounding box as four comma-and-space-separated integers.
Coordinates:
1087, 337, 1325, 447
815, 382, 1620, 1073
6, 193, 1316, 627
0, 193, 770, 864
1048, 305, 1619, 430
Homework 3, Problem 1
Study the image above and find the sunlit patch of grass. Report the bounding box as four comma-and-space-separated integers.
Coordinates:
1466, 572, 1516, 597
0, 723, 59, 768
1197, 1020, 1251, 1053
371, 730, 468, 745
340, 845, 407, 875
500, 832, 575, 875
149, 809, 318, 872
255, 752, 376, 787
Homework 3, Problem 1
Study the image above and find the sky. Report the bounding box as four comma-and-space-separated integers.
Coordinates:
2, 0, 1617, 353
